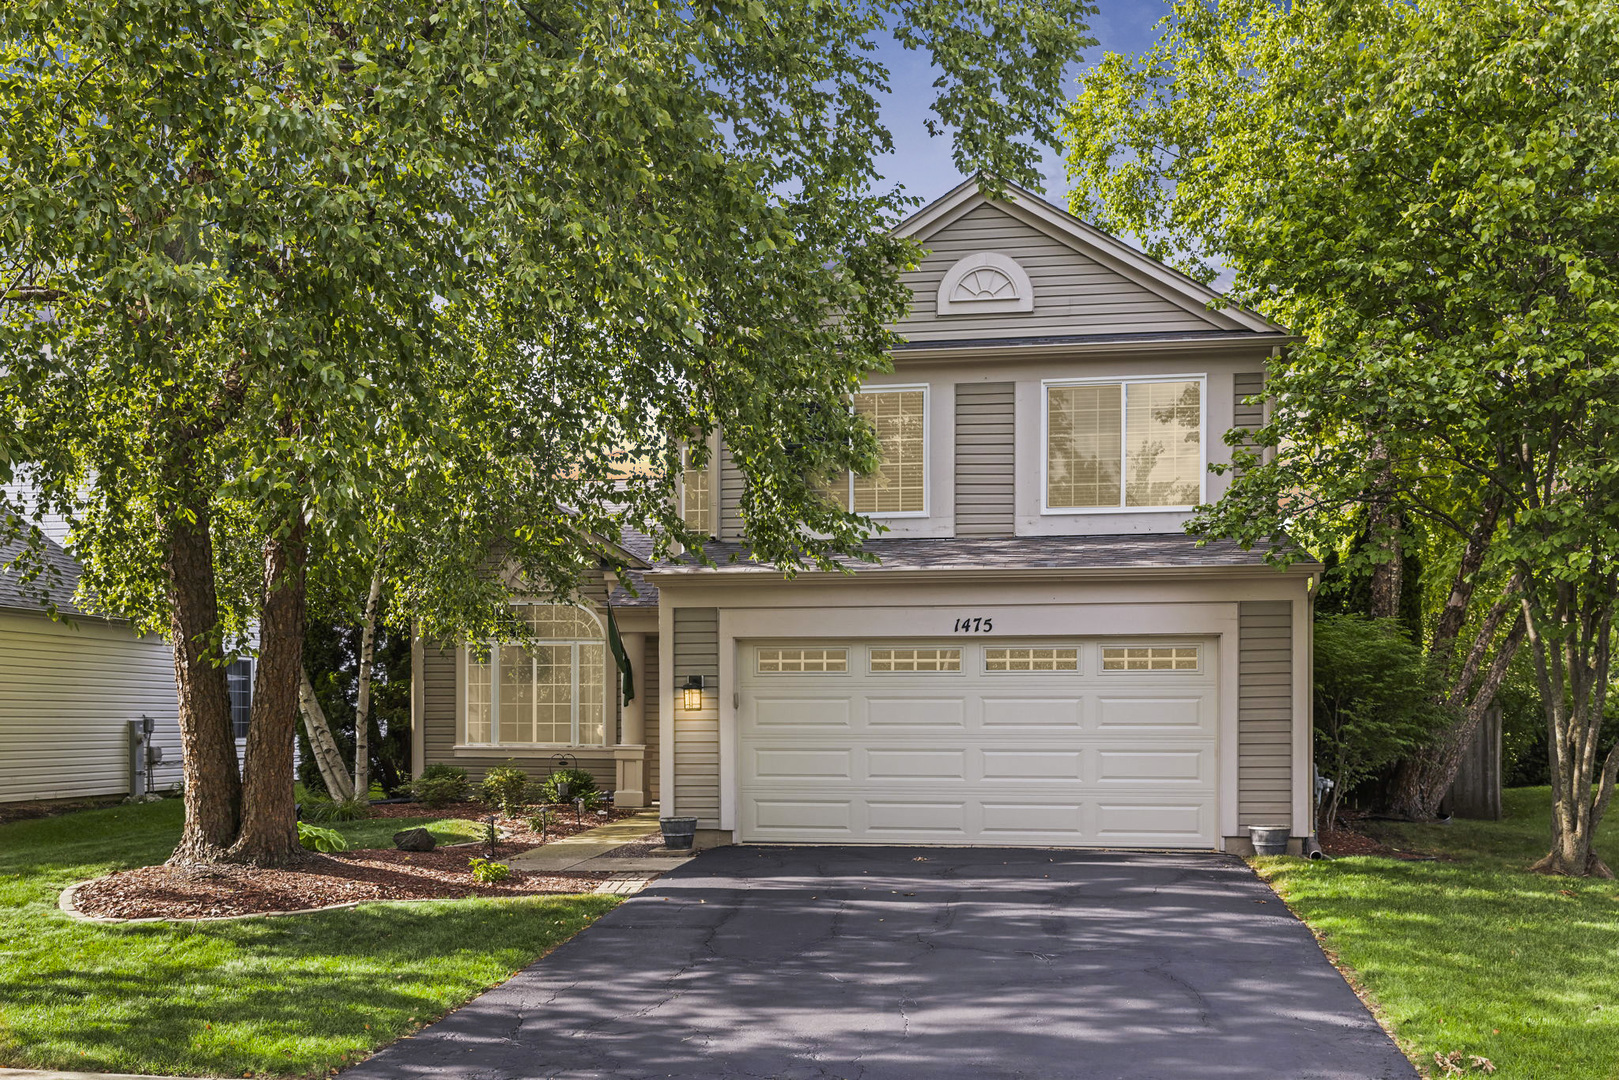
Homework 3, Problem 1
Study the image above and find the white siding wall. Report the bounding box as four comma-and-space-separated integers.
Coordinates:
0, 610, 183, 802
2, 479, 73, 545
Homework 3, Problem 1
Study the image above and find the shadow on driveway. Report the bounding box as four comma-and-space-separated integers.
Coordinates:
342, 846, 1416, 1080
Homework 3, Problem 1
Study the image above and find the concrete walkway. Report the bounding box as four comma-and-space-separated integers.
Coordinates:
509, 810, 695, 876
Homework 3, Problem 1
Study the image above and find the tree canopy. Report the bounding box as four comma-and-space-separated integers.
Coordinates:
0, 0, 1095, 863
1067, 0, 1619, 873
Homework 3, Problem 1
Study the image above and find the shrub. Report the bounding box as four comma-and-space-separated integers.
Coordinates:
468, 857, 511, 883
410, 764, 469, 809
480, 762, 532, 816
537, 767, 598, 803
1314, 615, 1449, 831
301, 796, 370, 823
297, 822, 349, 853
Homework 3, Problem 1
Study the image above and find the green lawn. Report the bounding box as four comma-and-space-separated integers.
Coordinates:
1258, 787, 1619, 1080
0, 799, 618, 1078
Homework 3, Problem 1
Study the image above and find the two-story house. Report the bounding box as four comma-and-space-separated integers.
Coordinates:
409, 179, 1319, 855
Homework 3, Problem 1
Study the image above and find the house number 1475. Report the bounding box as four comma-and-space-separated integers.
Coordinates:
953, 617, 994, 633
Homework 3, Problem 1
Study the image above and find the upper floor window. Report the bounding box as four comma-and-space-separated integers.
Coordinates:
1044, 377, 1204, 512
464, 603, 607, 747
821, 386, 928, 516
680, 445, 712, 534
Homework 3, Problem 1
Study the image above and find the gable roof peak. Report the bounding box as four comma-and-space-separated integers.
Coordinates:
893, 176, 1284, 336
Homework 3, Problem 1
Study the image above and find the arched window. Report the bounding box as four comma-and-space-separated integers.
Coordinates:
464, 603, 607, 747
936, 252, 1035, 315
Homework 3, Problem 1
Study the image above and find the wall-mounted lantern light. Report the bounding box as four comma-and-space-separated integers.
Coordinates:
681, 674, 705, 711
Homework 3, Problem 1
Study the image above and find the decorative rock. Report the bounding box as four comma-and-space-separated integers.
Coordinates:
393, 827, 436, 852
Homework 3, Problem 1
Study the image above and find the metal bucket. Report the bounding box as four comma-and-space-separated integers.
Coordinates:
1249, 825, 1291, 856
660, 816, 699, 851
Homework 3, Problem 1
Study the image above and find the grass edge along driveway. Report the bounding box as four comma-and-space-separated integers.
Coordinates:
0, 799, 619, 1078
1255, 787, 1619, 1080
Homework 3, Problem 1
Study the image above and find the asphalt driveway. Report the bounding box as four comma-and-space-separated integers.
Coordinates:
344, 846, 1416, 1080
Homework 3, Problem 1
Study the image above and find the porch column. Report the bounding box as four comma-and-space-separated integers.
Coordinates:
614, 631, 648, 808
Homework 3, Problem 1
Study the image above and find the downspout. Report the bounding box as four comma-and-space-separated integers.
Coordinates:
1304, 573, 1328, 859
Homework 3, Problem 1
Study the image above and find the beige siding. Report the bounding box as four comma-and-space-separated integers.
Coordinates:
672, 607, 720, 828
0, 611, 184, 801
1233, 372, 1266, 428
896, 204, 1224, 342
1238, 600, 1293, 827
642, 636, 661, 800
954, 381, 1016, 536
1232, 372, 1265, 478
718, 446, 745, 541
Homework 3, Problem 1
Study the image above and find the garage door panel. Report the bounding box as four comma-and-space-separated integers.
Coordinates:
1095, 696, 1208, 731
980, 697, 1084, 728
980, 802, 1087, 836
867, 800, 968, 834
751, 748, 852, 780
754, 697, 852, 728
1095, 802, 1207, 843
1096, 748, 1210, 783
753, 799, 852, 834
739, 639, 1219, 848
980, 748, 1084, 781
866, 748, 967, 780
866, 697, 966, 729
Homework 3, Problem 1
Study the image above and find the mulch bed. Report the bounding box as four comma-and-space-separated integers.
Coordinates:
70, 804, 648, 920
1320, 824, 1440, 860
71, 843, 609, 920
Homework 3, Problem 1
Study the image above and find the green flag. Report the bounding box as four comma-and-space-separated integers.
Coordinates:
605, 602, 634, 705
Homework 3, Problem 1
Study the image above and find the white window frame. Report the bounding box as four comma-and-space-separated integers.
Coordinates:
1040, 374, 1207, 515
679, 433, 718, 536
1098, 642, 1204, 675
840, 383, 930, 519
458, 602, 612, 749
866, 645, 965, 675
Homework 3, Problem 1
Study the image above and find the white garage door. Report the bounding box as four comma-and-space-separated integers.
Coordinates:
738, 638, 1219, 848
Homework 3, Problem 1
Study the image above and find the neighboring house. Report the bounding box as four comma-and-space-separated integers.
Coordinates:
411, 179, 1320, 854
0, 488, 254, 804
0, 529, 188, 802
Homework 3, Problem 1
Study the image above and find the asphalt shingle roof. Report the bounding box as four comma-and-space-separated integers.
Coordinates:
0, 527, 96, 618
649, 532, 1315, 578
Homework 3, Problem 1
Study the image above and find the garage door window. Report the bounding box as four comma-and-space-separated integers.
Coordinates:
985, 647, 1079, 672
463, 604, 608, 746
758, 647, 849, 673
1100, 645, 1200, 672
870, 647, 961, 673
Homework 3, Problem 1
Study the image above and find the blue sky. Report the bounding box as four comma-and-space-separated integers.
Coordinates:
868, 1, 1171, 208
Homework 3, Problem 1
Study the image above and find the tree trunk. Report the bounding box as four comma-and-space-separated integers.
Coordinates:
230, 517, 308, 865
298, 666, 355, 801
1525, 583, 1618, 878
1365, 451, 1404, 620
352, 567, 384, 800
163, 498, 242, 865
1386, 581, 1524, 820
